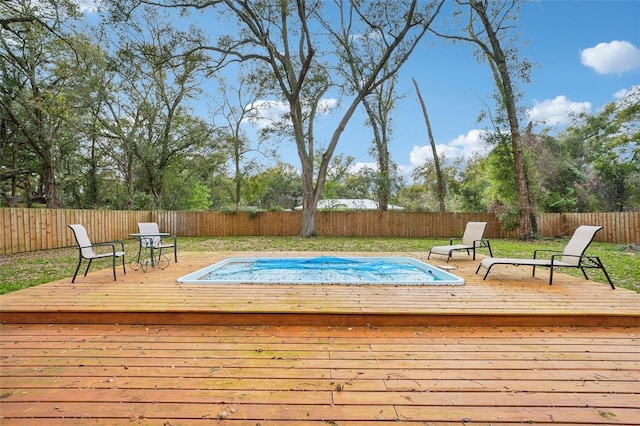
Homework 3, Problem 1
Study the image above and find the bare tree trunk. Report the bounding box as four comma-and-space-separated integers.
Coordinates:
412, 78, 446, 212
300, 152, 319, 237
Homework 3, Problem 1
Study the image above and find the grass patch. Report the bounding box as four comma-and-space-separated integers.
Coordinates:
1, 236, 637, 294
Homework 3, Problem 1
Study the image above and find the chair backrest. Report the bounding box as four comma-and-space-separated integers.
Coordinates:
461, 222, 487, 246
68, 224, 96, 258
560, 225, 602, 265
137, 222, 161, 248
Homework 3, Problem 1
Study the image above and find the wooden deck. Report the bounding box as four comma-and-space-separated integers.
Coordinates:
1, 251, 639, 327
1, 251, 639, 424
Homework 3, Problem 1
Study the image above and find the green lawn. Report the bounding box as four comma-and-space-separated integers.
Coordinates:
1, 236, 637, 295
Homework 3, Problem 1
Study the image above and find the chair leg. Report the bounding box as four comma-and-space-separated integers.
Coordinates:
486, 240, 493, 257
579, 267, 590, 280
72, 258, 82, 283
548, 266, 554, 285
150, 246, 156, 267
174, 244, 178, 263
84, 259, 93, 277
478, 264, 492, 280
111, 256, 117, 281
600, 265, 615, 289
587, 257, 615, 289
121, 255, 126, 276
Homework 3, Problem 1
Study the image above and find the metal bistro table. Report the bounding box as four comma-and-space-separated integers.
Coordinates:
129, 233, 170, 272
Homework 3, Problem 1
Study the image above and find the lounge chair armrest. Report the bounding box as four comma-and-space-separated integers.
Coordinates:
533, 249, 562, 259
92, 240, 125, 253
449, 238, 462, 244
473, 239, 489, 248
550, 253, 586, 263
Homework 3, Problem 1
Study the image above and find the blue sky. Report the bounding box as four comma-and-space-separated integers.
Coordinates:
79, 1, 640, 180
344, 0, 640, 177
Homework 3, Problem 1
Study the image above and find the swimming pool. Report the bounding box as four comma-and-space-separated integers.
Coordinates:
177, 256, 464, 285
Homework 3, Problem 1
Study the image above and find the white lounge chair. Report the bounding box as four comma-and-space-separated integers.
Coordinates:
476, 225, 614, 288
428, 221, 493, 263
68, 224, 126, 283
136, 222, 178, 265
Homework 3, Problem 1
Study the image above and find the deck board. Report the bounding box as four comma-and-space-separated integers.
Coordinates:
2, 324, 639, 425
1, 250, 639, 424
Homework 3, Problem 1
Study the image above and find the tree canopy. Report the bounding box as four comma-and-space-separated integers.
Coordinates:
1, 0, 638, 235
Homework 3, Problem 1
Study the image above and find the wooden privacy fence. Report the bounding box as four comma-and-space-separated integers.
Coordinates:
1, 208, 638, 255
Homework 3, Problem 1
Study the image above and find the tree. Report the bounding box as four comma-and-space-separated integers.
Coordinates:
563, 87, 640, 212
60, 33, 118, 208
452, 153, 490, 212
333, 26, 404, 212
243, 162, 301, 210
483, 130, 520, 228
0, 0, 84, 207
431, 0, 536, 239
526, 131, 582, 213
215, 78, 273, 209
358, 71, 402, 212
107, 0, 444, 236
103, 8, 212, 209
411, 152, 458, 212
322, 154, 357, 199
412, 78, 446, 212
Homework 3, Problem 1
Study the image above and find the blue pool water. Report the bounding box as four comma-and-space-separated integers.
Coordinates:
177, 256, 464, 285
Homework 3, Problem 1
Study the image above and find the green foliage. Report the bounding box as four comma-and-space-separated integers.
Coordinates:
483, 132, 518, 211
527, 133, 581, 213
244, 163, 302, 210
162, 173, 212, 211
550, 88, 640, 212
452, 155, 490, 212
1, 0, 639, 218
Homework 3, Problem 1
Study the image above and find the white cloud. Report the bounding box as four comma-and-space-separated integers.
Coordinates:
614, 88, 631, 99
318, 98, 339, 114
34, 0, 98, 15
580, 40, 640, 75
614, 85, 640, 100
409, 129, 487, 167
244, 100, 290, 129
350, 162, 377, 173
244, 98, 338, 129
527, 96, 591, 126
612, 85, 640, 109
73, 0, 100, 13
